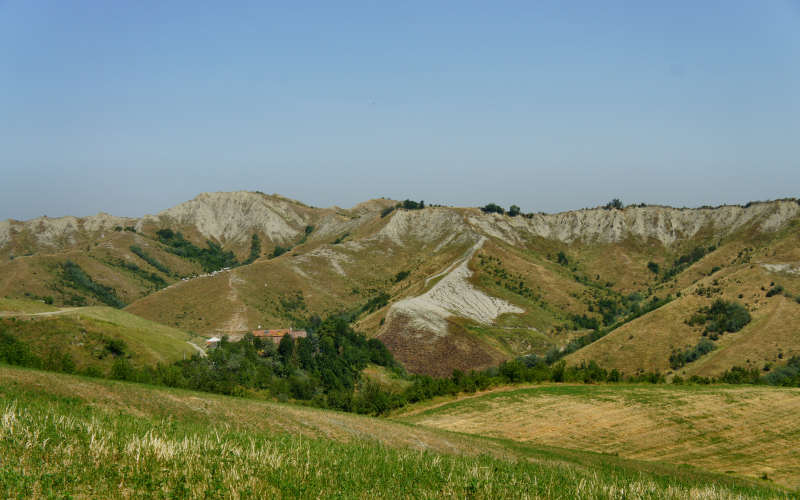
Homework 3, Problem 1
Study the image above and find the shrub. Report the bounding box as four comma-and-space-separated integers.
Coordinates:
380, 206, 395, 218
269, 245, 288, 259
508, 205, 521, 217
394, 270, 410, 282
105, 338, 127, 356
604, 199, 624, 210
480, 203, 505, 215
647, 261, 660, 275
699, 300, 751, 334
766, 285, 784, 297
669, 338, 716, 369
401, 200, 425, 210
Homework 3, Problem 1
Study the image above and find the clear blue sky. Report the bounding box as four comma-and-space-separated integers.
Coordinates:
2, 1, 799, 219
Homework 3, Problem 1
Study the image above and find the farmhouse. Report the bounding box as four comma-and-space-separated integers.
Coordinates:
206, 336, 221, 349
252, 328, 307, 344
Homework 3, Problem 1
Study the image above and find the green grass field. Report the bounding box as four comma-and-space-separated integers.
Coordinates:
0, 301, 196, 372
0, 365, 792, 499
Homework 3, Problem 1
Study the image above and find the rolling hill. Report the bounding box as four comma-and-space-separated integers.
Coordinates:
2, 192, 800, 377
0, 298, 197, 374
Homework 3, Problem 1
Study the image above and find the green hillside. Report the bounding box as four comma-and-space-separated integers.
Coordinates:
0, 300, 196, 374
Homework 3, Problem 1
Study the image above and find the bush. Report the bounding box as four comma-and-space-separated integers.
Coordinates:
669, 338, 716, 369
380, 206, 395, 218
394, 270, 410, 282
647, 261, 660, 275
481, 203, 505, 215
696, 300, 751, 335
401, 200, 425, 210
508, 205, 521, 217
604, 199, 624, 210
766, 285, 784, 297
269, 245, 288, 258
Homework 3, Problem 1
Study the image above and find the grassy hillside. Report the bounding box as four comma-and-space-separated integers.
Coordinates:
0, 365, 790, 499
398, 384, 800, 489
0, 300, 196, 373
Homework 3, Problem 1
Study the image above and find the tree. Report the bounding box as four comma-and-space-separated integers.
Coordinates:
278, 334, 295, 366
481, 203, 505, 215
508, 205, 521, 217
604, 199, 624, 210
647, 261, 660, 275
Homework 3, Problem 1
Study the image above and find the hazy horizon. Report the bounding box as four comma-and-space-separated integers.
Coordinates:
2, 1, 799, 220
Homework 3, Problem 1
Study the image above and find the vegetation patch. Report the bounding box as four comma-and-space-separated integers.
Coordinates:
662, 245, 716, 281
670, 338, 716, 369
155, 229, 237, 272
108, 258, 167, 289
60, 261, 125, 308
686, 299, 751, 338
242, 233, 261, 264
129, 245, 172, 275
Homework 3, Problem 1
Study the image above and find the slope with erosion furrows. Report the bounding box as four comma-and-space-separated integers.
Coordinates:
565, 248, 800, 378
127, 208, 481, 339
0, 231, 201, 308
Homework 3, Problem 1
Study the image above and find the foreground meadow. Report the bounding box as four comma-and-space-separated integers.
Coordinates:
0, 365, 793, 498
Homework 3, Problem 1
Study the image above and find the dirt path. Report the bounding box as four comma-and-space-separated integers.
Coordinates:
186, 341, 207, 357
221, 270, 248, 335
0, 309, 76, 318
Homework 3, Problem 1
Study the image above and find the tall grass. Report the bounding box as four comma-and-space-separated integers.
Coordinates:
0, 380, 789, 499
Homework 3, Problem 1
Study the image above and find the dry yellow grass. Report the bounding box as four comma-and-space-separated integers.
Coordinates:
399, 384, 800, 489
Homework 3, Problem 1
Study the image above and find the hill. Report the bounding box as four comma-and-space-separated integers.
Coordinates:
0, 299, 197, 374
3, 193, 800, 377
396, 383, 800, 489
0, 364, 790, 498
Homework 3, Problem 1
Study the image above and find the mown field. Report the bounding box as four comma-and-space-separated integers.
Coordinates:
0, 365, 793, 499
397, 384, 800, 490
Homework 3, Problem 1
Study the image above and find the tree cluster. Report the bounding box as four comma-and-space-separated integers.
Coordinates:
156, 229, 237, 272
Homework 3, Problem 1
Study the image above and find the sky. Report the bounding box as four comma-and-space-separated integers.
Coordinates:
1, 1, 799, 220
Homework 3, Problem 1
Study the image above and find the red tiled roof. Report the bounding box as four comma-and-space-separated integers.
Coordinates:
252, 329, 307, 338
